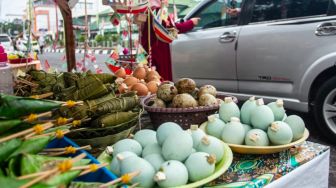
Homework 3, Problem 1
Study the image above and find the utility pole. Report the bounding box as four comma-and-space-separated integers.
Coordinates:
54, 0, 59, 50
83, 0, 88, 70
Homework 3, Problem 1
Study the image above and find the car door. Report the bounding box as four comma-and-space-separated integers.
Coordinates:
237, 0, 336, 100
171, 0, 244, 92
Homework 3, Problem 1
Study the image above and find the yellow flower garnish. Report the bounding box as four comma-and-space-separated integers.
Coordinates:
89, 164, 99, 172
57, 117, 68, 125
58, 160, 73, 173
66, 100, 76, 108
121, 173, 132, 184
33, 124, 44, 135
72, 120, 81, 128
55, 130, 64, 139
27, 114, 38, 122
64, 146, 77, 154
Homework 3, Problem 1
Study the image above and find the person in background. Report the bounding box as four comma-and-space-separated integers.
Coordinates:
141, 0, 200, 81
38, 35, 45, 54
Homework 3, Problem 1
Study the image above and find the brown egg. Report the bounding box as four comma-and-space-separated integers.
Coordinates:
146, 70, 161, 81
147, 74, 161, 82
131, 83, 149, 96
133, 66, 147, 80
115, 67, 126, 78
118, 83, 128, 94
123, 76, 139, 87
147, 81, 159, 94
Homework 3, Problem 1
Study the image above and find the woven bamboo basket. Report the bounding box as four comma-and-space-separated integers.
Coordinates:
66, 111, 141, 148
142, 94, 237, 130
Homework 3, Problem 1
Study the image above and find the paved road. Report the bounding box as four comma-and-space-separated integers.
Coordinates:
39, 52, 336, 187
38, 52, 111, 73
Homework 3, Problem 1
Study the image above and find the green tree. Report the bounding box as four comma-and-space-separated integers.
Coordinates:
78, 35, 86, 43
95, 34, 104, 44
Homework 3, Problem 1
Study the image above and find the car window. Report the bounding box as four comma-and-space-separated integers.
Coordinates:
0, 36, 10, 42
193, 0, 243, 30
251, 0, 330, 23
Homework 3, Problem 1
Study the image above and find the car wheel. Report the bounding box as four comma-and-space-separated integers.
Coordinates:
313, 76, 336, 143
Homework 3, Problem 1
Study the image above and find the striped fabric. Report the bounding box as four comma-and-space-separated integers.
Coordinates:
116, 1, 149, 14
151, 10, 175, 43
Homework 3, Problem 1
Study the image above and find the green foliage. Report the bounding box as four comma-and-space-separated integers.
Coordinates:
95, 34, 104, 44
78, 35, 86, 43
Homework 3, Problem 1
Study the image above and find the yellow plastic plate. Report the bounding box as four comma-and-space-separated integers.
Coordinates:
200, 122, 309, 155
98, 142, 233, 188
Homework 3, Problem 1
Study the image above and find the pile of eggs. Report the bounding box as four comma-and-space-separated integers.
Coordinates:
204, 97, 306, 146
108, 123, 225, 187
115, 65, 162, 96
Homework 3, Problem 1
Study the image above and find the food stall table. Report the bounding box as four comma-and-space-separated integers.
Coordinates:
204, 141, 329, 188
9, 60, 41, 75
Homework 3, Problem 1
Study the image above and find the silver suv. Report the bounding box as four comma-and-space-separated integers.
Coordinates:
171, 0, 336, 142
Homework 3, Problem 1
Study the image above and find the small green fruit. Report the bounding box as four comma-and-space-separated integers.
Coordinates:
206, 115, 226, 139
221, 117, 245, 145
134, 129, 157, 148
162, 131, 193, 162
284, 115, 305, 141
112, 139, 142, 157
196, 136, 224, 163
267, 121, 293, 145
267, 99, 286, 121
142, 143, 161, 157
156, 122, 183, 145
219, 97, 240, 123
240, 96, 257, 125
154, 160, 188, 187
250, 99, 274, 131
185, 152, 216, 182
245, 129, 269, 146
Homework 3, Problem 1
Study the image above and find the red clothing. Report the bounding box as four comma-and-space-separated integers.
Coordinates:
141, 13, 194, 81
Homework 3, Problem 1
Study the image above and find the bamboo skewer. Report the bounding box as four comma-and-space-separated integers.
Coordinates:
78, 163, 108, 176
27, 129, 71, 140
30, 92, 54, 99
99, 170, 141, 188
24, 123, 55, 139
0, 122, 54, 144
19, 153, 87, 188
23, 111, 52, 122
40, 145, 92, 156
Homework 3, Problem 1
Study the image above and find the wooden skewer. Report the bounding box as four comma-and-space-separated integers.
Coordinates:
30, 92, 54, 99
0, 122, 54, 144
23, 111, 52, 122
43, 145, 92, 152
19, 153, 87, 185
79, 163, 108, 176
60, 101, 84, 106
129, 183, 140, 188
99, 170, 141, 188
24, 123, 55, 139
27, 129, 71, 140
41, 145, 91, 156
20, 168, 58, 188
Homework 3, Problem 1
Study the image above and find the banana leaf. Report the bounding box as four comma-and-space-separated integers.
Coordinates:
8, 136, 52, 159
93, 73, 117, 84
0, 176, 28, 188
7, 156, 21, 177
68, 181, 119, 188
0, 119, 23, 134
0, 176, 58, 188
94, 96, 139, 116
0, 139, 22, 163
63, 72, 80, 88
0, 123, 33, 138
21, 154, 89, 174
85, 93, 116, 111
0, 94, 61, 119
21, 154, 90, 187
91, 111, 138, 128
76, 79, 110, 101
0, 168, 4, 177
